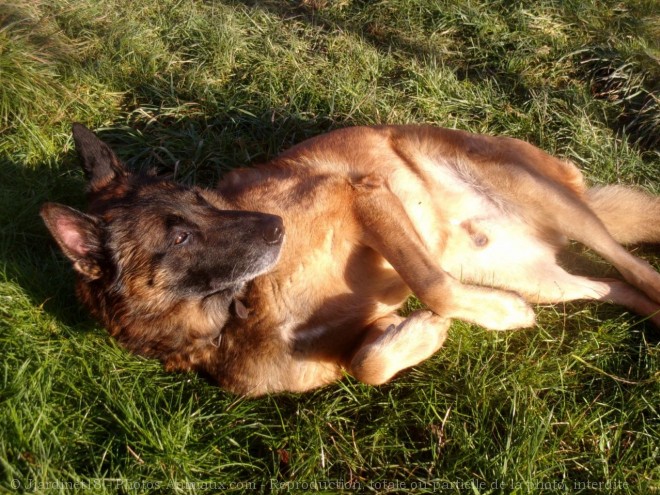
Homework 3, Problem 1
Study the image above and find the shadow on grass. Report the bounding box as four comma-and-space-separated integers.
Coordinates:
0, 156, 89, 327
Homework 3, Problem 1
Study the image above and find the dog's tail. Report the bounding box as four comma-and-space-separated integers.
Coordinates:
587, 185, 660, 244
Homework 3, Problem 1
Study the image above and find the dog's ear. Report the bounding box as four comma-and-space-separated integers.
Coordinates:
40, 202, 105, 280
72, 123, 127, 192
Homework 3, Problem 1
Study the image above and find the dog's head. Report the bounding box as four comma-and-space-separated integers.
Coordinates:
40, 124, 284, 364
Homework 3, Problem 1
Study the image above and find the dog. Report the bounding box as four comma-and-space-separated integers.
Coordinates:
41, 124, 660, 396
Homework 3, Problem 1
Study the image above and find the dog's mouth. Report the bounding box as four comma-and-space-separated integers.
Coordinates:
202, 245, 283, 300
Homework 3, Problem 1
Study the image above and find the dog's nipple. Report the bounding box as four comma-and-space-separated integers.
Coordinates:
460, 219, 489, 248
472, 232, 489, 247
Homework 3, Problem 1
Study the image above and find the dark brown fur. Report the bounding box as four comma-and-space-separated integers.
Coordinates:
41, 124, 660, 395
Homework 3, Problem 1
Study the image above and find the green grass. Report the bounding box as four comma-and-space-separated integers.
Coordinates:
1, 0, 659, 493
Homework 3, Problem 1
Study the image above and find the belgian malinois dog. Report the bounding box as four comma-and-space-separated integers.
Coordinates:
41, 124, 660, 395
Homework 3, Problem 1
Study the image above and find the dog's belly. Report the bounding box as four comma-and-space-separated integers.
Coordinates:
439, 216, 557, 290
389, 155, 558, 293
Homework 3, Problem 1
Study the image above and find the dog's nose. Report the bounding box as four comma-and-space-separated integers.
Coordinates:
262, 216, 284, 244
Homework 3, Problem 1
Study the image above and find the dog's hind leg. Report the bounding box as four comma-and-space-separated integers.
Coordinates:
352, 178, 536, 330
349, 311, 450, 385
470, 163, 660, 306
550, 208, 660, 306
512, 264, 660, 327
565, 221, 660, 306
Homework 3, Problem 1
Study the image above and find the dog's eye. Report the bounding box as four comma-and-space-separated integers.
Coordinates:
173, 232, 191, 246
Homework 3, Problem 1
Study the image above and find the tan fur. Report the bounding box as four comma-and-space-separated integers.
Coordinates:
42, 124, 660, 396
587, 185, 660, 244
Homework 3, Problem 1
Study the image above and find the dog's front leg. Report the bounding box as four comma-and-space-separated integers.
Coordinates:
352, 178, 535, 330
349, 311, 450, 385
